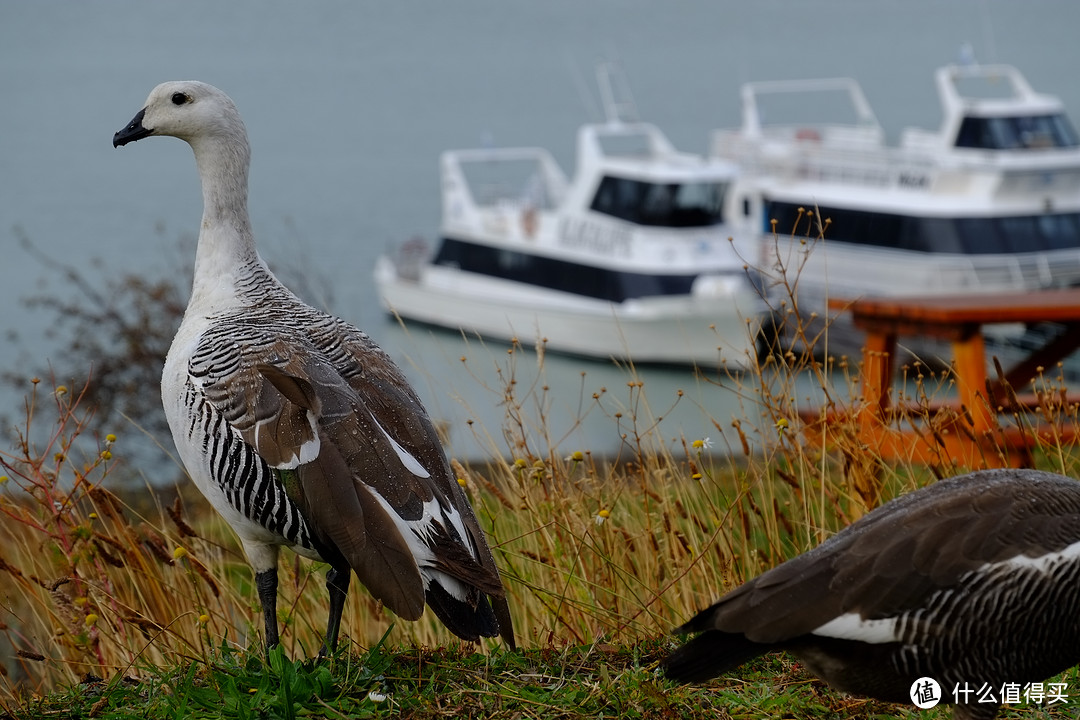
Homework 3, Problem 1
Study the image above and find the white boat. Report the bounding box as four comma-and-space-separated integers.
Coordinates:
375, 69, 762, 367
712, 63, 1080, 358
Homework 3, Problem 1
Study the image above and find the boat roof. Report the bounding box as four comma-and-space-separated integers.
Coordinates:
938, 63, 1066, 119
576, 120, 739, 183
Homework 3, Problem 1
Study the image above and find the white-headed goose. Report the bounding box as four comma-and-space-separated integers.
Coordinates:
113, 81, 514, 653
664, 468, 1080, 720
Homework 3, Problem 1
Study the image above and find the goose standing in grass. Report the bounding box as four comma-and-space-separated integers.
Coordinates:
663, 468, 1080, 719
113, 81, 515, 654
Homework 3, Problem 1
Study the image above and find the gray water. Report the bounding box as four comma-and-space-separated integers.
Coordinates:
3, 1, 1080, 464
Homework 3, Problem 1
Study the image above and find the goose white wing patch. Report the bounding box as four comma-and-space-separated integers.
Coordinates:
253, 412, 321, 469
369, 412, 431, 479
810, 540, 1080, 646
365, 490, 475, 601
812, 613, 902, 644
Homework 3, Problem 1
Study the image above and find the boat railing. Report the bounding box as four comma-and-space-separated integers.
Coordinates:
769, 241, 1080, 296
442, 147, 569, 214
935, 64, 1059, 118
713, 127, 936, 190
957, 250, 1080, 289
578, 121, 683, 167
737, 77, 880, 133
718, 125, 1080, 192
939, 63, 1039, 102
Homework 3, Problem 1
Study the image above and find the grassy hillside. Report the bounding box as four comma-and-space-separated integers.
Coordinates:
2, 231, 1079, 717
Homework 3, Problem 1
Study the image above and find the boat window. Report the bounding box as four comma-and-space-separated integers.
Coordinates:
955, 114, 1080, 150
765, 200, 1080, 254
1038, 212, 1080, 250
951, 217, 997, 253
432, 237, 699, 302
590, 175, 727, 227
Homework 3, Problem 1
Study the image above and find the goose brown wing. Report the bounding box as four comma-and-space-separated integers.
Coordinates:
193, 314, 509, 632
686, 470, 1080, 644
199, 338, 427, 619
214, 327, 503, 583
329, 331, 515, 646
331, 331, 508, 592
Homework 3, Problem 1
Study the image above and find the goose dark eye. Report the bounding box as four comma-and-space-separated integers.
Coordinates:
171, 92, 190, 105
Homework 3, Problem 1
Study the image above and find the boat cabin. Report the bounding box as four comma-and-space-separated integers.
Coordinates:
572, 121, 736, 230
933, 64, 1080, 152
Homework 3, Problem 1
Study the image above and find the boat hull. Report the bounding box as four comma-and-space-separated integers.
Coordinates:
375, 257, 762, 367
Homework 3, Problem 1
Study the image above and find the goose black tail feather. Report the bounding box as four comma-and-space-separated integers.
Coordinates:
491, 594, 517, 651
425, 580, 500, 644
663, 630, 770, 684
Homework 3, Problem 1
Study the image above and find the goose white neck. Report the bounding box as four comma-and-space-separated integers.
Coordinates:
192, 130, 252, 233
186, 128, 271, 310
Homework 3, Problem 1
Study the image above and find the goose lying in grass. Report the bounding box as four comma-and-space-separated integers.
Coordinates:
113, 81, 515, 654
664, 468, 1080, 719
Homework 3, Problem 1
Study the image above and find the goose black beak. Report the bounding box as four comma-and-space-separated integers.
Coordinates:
113, 108, 152, 147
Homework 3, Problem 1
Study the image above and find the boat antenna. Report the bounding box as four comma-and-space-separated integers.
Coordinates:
565, 52, 604, 123
596, 61, 639, 125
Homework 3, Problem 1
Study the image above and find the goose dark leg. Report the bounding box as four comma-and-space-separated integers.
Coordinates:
255, 568, 279, 648
321, 565, 351, 656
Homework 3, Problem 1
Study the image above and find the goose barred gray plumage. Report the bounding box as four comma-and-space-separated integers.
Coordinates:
663, 469, 1080, 720
112, 81, 515, 653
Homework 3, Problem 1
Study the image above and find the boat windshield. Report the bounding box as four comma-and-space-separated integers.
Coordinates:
590, 175, 728, 227
954, 114, 1080, 150
767, 200, 1080, 254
